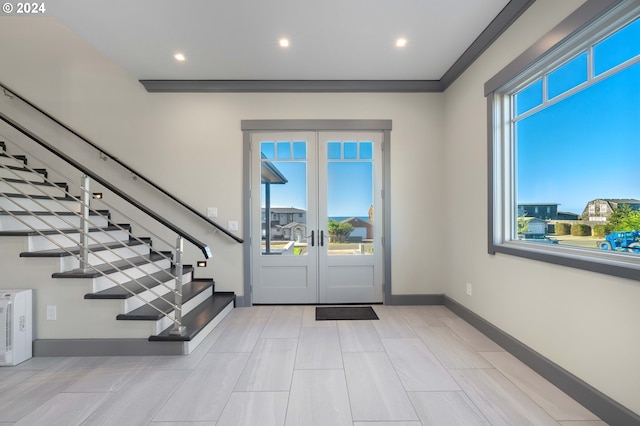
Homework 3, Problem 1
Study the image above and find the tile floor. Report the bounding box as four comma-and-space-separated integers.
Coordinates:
0, 305, 607, 425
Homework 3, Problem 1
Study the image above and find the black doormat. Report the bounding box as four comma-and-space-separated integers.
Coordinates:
316, 306, 379, 321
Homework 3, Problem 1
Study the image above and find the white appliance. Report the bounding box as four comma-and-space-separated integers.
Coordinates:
0, 289, 33, 366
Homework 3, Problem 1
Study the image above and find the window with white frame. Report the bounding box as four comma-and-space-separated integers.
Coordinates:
488, 1, 640, 280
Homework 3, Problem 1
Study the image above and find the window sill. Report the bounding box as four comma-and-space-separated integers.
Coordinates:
491, 240, 640, 281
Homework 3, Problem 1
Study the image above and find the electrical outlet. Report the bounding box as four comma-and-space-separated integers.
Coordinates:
228, 220, 239, 231
46, 305, 57, 320
206, 207, 218, 218
466, 283, 472, 296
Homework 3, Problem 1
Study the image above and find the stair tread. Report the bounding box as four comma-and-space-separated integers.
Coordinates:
20, 238, 150, 258
117, 279, 215, 320
85, 265, 194, 299
0, 209, 110, 216
0, 177, 63, 188
1, 192, 78, 201
0, 224, 130, 237
0, 152, 25, 160
149, 292, 235, 341
52, 252, 168, 278
0, 164, 33, 172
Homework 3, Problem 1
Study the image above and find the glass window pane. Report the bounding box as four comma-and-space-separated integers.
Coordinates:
277, 141, 291, 159
516, 63, 640, 249
261, 142, 275, 159
515, 79, 543, 116
344, 142, 357, 159
594, 18, 640, 76
261, 161, 308, 256
491, 5, 640, 280
547, 52, 588, 99
327, 161, 374, 255
293, 141, 306, 159
328, 142, 341, 159
360, 142, 373, 159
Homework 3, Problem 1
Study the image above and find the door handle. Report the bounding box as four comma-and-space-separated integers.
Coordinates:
320, 230, 324, 247
309, 230, 314, 247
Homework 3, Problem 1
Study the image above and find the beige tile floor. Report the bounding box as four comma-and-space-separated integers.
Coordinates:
0, 305, 607, 425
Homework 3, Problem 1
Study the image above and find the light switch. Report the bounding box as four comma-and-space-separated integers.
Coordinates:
206, 207, 218, 218
46, 305, 57, 321
228, 220, 239, 231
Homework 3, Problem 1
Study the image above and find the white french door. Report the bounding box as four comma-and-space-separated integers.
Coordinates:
251, 131, 383, 304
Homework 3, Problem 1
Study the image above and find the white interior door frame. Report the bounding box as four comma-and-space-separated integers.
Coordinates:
317, 131, 384, 303
241, 120, 392, 307
250, 131, 318, 304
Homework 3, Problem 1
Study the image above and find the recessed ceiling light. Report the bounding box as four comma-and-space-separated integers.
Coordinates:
279, 38, 290, 48
396, 38, 407, 48
174, 52, 186, 62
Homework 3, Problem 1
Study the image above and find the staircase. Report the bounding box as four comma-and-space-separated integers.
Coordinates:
0, 141, 235, 356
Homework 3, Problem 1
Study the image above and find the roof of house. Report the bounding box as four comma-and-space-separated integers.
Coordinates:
278, 222, 306, 229
520, 217, 546, 223
261, 153, 288, 184
341, 217, 372, 227
265, 207, 306, 214
584, 199, 640, 211
595, 198, 640, 204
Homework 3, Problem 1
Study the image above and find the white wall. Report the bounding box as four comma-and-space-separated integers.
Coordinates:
0, 17, 445, 301
443, 0, 640, 415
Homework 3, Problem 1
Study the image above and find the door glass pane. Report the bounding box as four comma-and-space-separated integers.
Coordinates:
360, 142, 373, 159
327, 142, 374, 256
327, 142, 341, 159
293, 141, 306, 159
277, 141, 291, 159
261, 141, 308, 256
261, 142, 275, 159
344, 142, 357, 159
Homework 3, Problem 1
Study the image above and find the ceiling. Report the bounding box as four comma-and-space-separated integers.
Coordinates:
49, 0, 532, 89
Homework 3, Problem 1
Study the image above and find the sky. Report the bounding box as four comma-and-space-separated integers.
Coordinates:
517, 17, 640, 214
261, 143, 374, 218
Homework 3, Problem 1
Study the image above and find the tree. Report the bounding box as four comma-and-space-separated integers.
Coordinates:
605, 204, 640, 233
517, 213, 529, 234
327, 220, 354, 243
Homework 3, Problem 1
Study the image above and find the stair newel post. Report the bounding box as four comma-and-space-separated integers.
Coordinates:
170, 235, 187, 336
80, 174, 91, 272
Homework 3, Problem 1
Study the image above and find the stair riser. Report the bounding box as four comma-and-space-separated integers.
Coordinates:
0, 214, 110, 232
184, 302, 234, 355
59, 244, 152, 272
27, 229, 131, 252
0, 196, 81, 213
123, 270, 193, 313
92, 258, 172, 292
0, 180, 67, 198
153, 286, 214, 335
0, 167, 44, 182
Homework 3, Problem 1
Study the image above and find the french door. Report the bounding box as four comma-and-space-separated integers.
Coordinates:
251, 131, 383, 304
